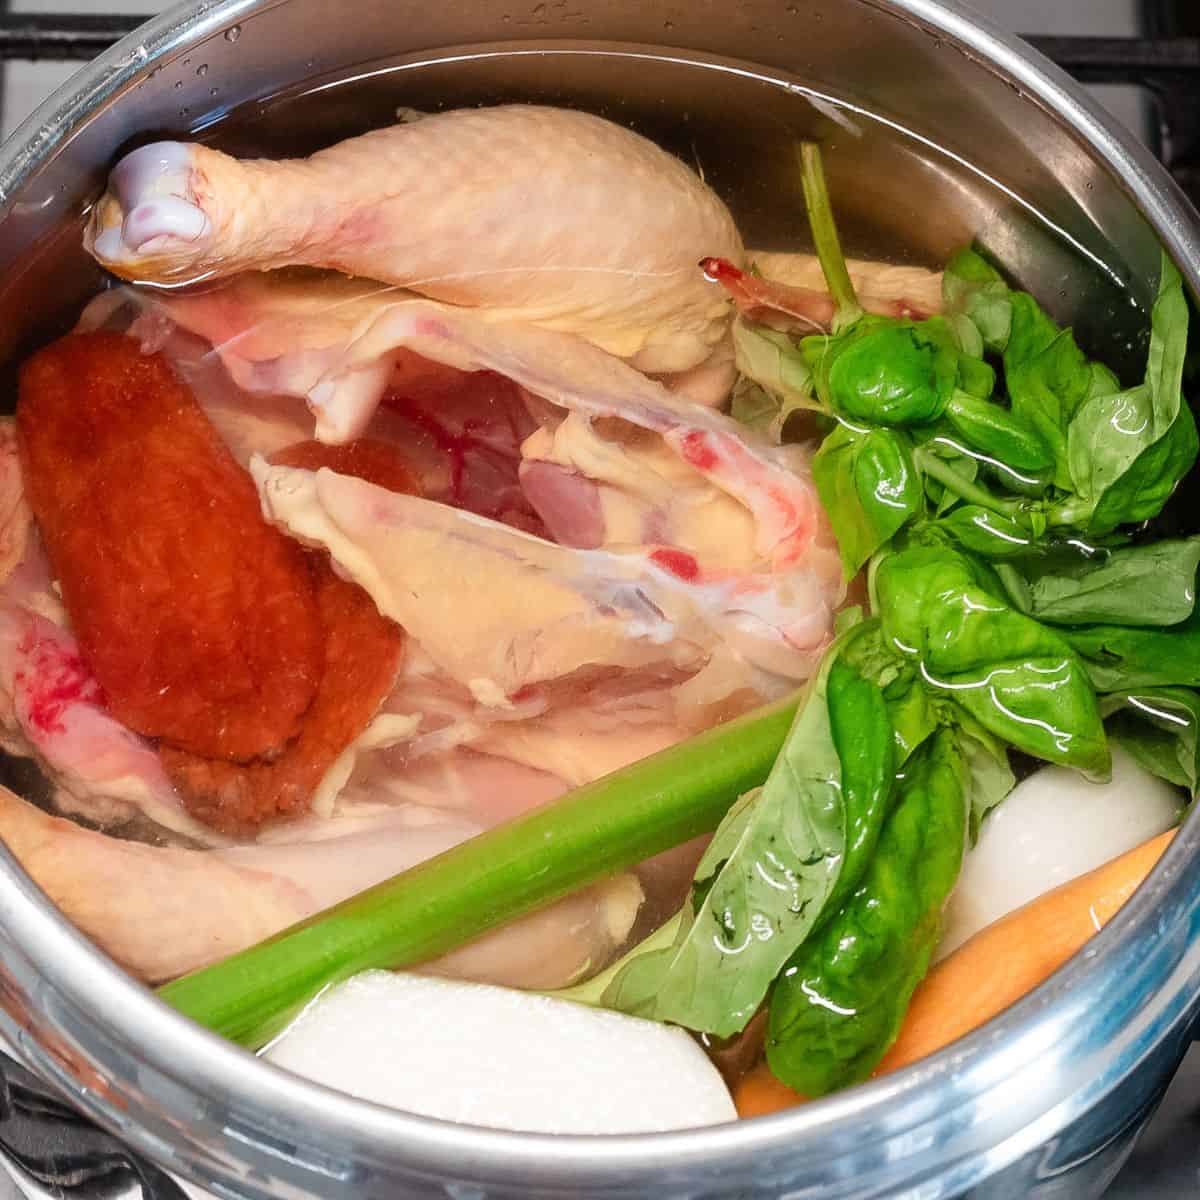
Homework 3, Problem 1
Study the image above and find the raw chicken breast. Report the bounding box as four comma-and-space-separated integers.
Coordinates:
85, 105, 744, 373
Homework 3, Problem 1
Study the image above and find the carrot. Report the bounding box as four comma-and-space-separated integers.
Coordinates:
734, 829, 1175, 1118
874, 828, 1174, 1075
734, 1062, 805, 1118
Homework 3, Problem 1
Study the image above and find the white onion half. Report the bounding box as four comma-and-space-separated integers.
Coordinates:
262, 970, 735, 1133
939, 748, 1181, 959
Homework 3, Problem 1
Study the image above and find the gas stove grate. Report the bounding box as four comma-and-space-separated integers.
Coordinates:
0, 14, 1196, 209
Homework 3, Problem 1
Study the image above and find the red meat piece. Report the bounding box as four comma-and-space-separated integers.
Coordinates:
17, 332, 322, 762
160, 439, 412, 833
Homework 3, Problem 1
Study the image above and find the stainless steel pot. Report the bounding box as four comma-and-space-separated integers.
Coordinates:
0, 2, 1195, 1197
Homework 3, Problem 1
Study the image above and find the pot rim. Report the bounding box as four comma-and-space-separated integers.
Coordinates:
0, 0, 1198, 1192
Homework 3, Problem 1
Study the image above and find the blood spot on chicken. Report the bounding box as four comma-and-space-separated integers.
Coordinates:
678, 431, 719, 473
650, 547, 702, 583
17, 625, 105, 736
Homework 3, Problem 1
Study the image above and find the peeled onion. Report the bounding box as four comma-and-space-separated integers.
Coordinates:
939, 748, 1181, 959
263, 970, 736, 1133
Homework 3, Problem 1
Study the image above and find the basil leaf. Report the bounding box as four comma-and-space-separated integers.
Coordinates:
1065, 608, 1200, 691
1004, 290, 1068, 369
961, 732, 1016, 841
732, 317, 820, 430
1087, 403, 1198, 535
815, 319, 991, 429
875, 544, 1110, 773
1006, 319, 1096, 490
823, 659, 897, 912
1065, 255, 1195, 534
1007, 538, 1200, 627
602, 634, 893, 1036
936, 505, 1042, 559
729, 378, 782, 434
766, 728, 969, 1096
943, 390, 1055, 475
942, 248, 1012, 354
840, 626, 939, 765
1100, 687, 1200, 798
819, 322, 951, 425
813, 423, 923, 576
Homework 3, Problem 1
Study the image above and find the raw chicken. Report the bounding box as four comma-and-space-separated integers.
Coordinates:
152, 274, 825, 570
85, 105, 744, 373
748, 250, 944, 319
252, 461, 830, 714
0, 412, 671, 986
142, 272, 842, 698
0, 783, 642, 987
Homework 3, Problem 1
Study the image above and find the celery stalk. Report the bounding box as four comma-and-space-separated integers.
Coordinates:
158, 695, 799, 1047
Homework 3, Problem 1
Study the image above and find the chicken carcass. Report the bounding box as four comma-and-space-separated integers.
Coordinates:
85, 105, 744, 374
146, 272, 841, 689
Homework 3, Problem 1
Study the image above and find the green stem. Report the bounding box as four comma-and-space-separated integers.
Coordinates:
799, 142, 862, 328
915, 447, 1025, 519
158, 695, 800, 1047
1045, 496, 1094, 529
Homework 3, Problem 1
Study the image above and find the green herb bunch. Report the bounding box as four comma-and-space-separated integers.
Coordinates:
581, 144, 1199, 1098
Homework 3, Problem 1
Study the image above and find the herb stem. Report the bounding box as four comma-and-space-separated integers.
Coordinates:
915, 448, 1024, 519
799, 142, 863, 328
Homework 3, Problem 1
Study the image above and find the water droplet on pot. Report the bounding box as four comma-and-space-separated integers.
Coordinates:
210, 87, 218, 97
224, 24, 241, 42
196, 64, 208, 77
174, 80, 182, 90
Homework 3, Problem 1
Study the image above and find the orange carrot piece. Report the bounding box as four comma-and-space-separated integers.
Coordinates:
733, 1062, 806, 1119
733, 828, 1176, 1118
873, 828, 1174, 1076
